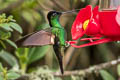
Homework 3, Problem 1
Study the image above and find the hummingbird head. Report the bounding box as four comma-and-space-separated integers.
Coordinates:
47, 11, 62, 21
47, 10, 79, 27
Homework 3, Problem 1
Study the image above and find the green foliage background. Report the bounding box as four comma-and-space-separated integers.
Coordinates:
0, 0, 120, 80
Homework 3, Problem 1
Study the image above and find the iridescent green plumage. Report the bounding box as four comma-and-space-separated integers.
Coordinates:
47, 11, 66, 74
47, 11, 66, 46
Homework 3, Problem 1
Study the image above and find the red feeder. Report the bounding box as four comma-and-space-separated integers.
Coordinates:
67, 0, 120, 48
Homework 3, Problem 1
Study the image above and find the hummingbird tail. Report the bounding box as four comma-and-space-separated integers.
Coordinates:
54, 48, 64, 74
53, 45, 64, 74
57, 54, 64, 74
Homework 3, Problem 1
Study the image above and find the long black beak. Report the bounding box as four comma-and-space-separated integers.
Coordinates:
61, 9, 81, 14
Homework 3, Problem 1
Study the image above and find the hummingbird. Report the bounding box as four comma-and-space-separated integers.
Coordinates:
16, 10, 78, 74
16, 11, 66, 74
47, 10, 78, 74
47, 11, 66, 74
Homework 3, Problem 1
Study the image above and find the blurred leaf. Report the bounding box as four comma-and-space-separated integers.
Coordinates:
0, 23, 13, 31
22, 11, 35, 26
7, 72, 20, 79
0, 40, 6, 49
15, 48, 29, 65
9, 22, 23, 33
31, 10, 41, 21
0, 75, 3, 80
22, 0, 37, 8
15, 48, 29, 66
117, 64, 120, 76
5, 39, 17, 49
0, 63, 4, 72
100, 70, 115, 80
0, 50, 18, 67
8, 15, 16, 22
28, 45, 51, 64
15, 48, 29, 57
15, 48, 29, 74
0, 31, 11, 40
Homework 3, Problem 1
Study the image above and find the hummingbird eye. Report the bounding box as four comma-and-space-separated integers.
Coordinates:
53, 13, 57, 16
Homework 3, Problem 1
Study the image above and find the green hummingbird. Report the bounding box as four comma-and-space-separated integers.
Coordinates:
16, 10, 77, 74
47, 10, 77, 74
16, 11, 67, 74
47, 11, 66, 74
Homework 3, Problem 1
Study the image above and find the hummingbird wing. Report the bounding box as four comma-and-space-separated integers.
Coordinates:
53, 37, 64, 74
16, 29, 55, 47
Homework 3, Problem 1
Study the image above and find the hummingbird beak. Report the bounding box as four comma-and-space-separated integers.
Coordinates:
61, 9, 81, 14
